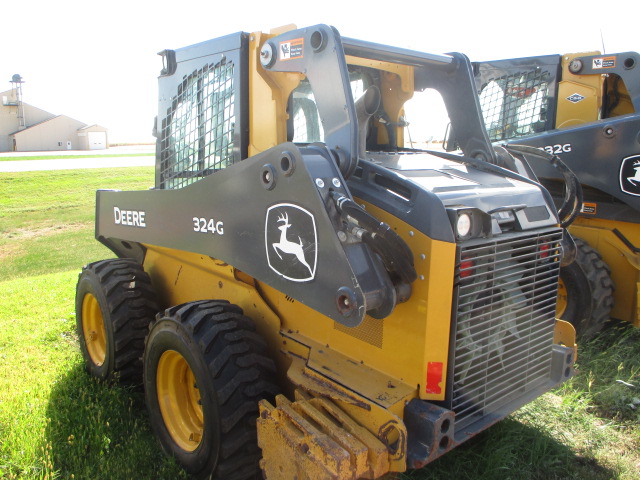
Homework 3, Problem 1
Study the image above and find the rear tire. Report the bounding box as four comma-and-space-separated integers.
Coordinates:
75, 258, 158, 383
557, 238, 614, 339
143, 300, 278, 480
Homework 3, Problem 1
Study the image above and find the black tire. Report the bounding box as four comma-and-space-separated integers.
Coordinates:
558, 237, 614, 339
75, 258, 158, 383
143, 300, 278, 480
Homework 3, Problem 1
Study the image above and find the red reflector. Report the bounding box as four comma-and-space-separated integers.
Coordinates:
540, 243, 550, 259
460, 259, 474, 278
426, 361, 444, 394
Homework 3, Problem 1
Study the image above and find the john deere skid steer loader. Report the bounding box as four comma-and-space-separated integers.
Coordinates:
75, 25, 578, 479
472, 50, 640, 337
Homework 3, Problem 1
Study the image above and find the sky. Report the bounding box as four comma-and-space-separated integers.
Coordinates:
1, 0, 638, 144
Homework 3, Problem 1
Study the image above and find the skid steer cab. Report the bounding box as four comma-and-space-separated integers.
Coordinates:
75, 24, 578, 480
472, 50, 640, 338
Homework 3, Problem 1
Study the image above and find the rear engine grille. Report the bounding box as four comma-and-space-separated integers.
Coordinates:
451, 228, 562, 430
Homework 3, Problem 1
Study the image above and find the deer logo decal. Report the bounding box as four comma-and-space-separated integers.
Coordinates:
619, 155, 640, 197
265, 203, 317, 282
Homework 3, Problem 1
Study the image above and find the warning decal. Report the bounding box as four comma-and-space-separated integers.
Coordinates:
279, 38, 304, 61
592, 56, 616, 69
580, 202, 597, 215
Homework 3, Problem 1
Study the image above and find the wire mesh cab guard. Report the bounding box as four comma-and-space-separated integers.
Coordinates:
155, 33, 249, 190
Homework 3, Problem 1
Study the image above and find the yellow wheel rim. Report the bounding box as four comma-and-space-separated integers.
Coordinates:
157, 350, 203, 452
81, 293, 107, 366
556, 278, 568, 318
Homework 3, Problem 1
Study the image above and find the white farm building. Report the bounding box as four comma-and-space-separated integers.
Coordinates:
0, 76, 108, 152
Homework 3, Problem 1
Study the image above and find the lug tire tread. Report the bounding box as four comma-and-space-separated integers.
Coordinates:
146, 300, 278, 480
76, 258, 158, 383
576, 238, 614, 338
561, 238, 614, 339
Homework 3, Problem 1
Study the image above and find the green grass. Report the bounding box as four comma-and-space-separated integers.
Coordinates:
0, 272, 186, 479
0, 153, 153, 162
0, 167, 185, 479
1, 167, 639, 479
565, 321, 640, 425
0, 168, 153, 280
0, 226, 111, 279
0, 167, 153, 230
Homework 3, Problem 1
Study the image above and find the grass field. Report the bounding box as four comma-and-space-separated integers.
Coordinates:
0, 167, 639, 479
0, 168, 153, 279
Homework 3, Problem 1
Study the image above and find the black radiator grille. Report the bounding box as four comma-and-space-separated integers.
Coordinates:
451, 229, 562, 430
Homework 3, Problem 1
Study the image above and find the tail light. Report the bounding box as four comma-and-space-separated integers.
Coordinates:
460, 258, 474, 279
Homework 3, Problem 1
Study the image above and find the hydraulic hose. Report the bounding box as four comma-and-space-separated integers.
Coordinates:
331, 193, 417, 284
503, 144, 583, 228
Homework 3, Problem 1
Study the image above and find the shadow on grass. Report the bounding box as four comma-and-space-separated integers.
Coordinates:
44, 366, 622, 480
402, 413, 617, 480
45, 363, 187, 480
571, 320, 640, 423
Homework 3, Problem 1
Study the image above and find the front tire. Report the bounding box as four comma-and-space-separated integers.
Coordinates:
557, 238, 614, 339
75, 258, 158, 382
143, 300, 278, 480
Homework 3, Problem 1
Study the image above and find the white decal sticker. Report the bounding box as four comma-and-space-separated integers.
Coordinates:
114, 206, 146, 228
593, 56, 616, 69
265, 203, 317, 282
192, 217, 224, 235
279, 38, 304, 61
620, 155, 640, 196
542, 144, 572, 155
